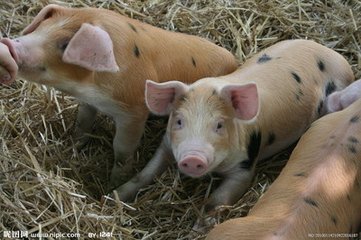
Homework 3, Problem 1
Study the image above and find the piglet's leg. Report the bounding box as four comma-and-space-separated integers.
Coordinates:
193, 167, 255, 233
113, 137, 172, 201
109, 113, 148, 190
207, 167, 255, 210
74, 103, 97, 148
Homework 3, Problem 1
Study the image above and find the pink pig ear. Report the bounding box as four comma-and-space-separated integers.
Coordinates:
62, 23, 119, 72
145, 80, 188, 116
325, 92, 342, 113
22, 4, 65, 35
220, 82, 259, 122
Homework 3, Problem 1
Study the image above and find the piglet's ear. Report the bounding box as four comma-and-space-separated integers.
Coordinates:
146, 80, 188, 116
22, 4, 65, 35
63, 23, 119, 72
325, 92, 342, 113
220, 82, 259, 122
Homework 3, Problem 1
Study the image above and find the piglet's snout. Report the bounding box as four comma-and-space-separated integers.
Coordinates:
178, 155, 208, 177
1, 38, 19, 64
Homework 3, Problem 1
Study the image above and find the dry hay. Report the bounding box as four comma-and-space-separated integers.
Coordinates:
0, 0, 360, 239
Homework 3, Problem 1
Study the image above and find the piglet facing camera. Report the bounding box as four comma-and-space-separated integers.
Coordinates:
0, 4, 238, 191
118, 39, 354, 217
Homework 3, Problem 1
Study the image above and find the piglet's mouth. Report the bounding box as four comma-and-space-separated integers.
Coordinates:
177, 154, 209, 178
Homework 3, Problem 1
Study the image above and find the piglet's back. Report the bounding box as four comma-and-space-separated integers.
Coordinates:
65, 7, 238, 104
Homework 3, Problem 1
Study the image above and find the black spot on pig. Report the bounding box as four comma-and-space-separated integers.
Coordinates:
318, 60, 325, 72
128, 23, 138, 33
267, 132, 276, 146
247, 131, 262, 165
347, 194, 351, 202
257, 54, 272, 63
317, 100, 324, 115
355, 177, 360, 188
330, 215, 338, 226
325, 81, 336, 97
304, 197, 318, 208
291, 72, 302, 84
296, 89, 304, 101
294, 172, 307, 177
134, 44, 140, 58
347, 144, 357, 154
350, 115, 360, 123
348, 136, 359, 144
191, 57, 197, 67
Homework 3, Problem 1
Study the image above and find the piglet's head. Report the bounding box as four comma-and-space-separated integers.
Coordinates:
0, 4, 119, 86
146, 79, 259, 177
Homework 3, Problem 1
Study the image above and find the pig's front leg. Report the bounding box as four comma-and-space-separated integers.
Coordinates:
74, 103, 97, 148
113, 137, 173, 201
193, 166, 255, 233
207, 166, 255, 211
109, 113, 148, 190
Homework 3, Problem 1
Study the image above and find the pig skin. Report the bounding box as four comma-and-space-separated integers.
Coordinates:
122, 39, 354, 217
207, 96, 361, 240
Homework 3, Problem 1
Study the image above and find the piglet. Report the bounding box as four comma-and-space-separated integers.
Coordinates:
116, 39, 354, 212
206, 96, 361, 240
324, 78, 361, 113
0, 4, 238, 189
0, 42, 18, 84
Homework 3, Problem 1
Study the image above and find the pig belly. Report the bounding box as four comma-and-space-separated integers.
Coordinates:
53, 81, 126, 118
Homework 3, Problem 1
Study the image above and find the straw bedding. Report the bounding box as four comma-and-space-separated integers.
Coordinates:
0, 0, 360, 239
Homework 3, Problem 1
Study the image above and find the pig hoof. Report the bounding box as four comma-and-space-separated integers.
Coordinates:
112, 183, 138, 202
108, 155, 135, 191
108, 174, 127, 192
192, 216, 217, 234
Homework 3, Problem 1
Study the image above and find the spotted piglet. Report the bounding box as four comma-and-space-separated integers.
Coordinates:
207, 96, 361, 240
0, 4, 238, 189
116, 39, 354, 211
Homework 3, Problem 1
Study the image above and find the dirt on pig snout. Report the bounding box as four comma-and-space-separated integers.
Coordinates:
0, 0, 360, 239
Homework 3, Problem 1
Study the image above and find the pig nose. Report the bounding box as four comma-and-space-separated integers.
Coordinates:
1, 38, 19, 63
178, 156, 208, 177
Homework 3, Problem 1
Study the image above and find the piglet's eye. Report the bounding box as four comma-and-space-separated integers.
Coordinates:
174, 118, 184, 130
177, 119, 182, 126
215, 120, 225, 134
